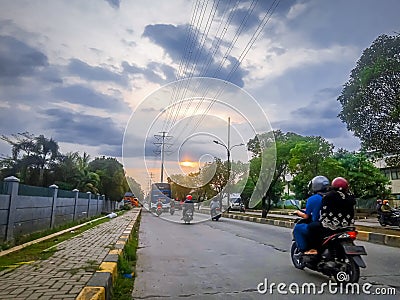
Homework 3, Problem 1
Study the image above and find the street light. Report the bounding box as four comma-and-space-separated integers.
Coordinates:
213, 139, 244, 208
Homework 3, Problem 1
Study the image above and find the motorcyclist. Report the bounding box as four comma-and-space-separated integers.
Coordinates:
376, 199, 383, 213
293, 175, 330, 255
381, 200, 395, 213
319, 177, 356, 233
210, 198, 220, 216
182, 194, 194, 219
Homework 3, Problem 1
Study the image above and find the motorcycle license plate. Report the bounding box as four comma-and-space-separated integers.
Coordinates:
343, 245, 367, 255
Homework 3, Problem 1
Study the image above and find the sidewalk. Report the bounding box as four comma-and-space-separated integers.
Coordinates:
0, 209, 140, 300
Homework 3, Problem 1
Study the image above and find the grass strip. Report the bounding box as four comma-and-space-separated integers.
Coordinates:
112, 214, 141, 299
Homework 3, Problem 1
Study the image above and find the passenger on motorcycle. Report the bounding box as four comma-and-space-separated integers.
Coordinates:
293, 175, 330, 255
381, 199, 395, 213
319, 177, 356, 233
182, 194, 194, 219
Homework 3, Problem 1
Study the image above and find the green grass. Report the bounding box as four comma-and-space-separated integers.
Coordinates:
112, 215, 141, 300
0, 217, 110, 272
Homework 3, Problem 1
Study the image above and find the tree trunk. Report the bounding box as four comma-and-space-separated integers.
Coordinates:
261, 195, 267, 218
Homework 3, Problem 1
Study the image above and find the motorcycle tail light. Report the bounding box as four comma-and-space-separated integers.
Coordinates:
338, 231, 357, 240
347, 231, 358, 240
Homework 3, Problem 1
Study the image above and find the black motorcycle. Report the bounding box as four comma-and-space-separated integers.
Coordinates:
377, 210, 400, 227
291, 215, 367, 283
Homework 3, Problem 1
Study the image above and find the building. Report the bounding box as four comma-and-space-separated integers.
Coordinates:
374, 158, 400, 200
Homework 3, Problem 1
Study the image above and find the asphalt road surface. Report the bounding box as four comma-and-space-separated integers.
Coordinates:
132, 210, 400, 299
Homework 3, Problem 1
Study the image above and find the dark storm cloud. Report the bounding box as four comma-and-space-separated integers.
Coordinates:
285, 0, 400, 48
42, 108, 124, 146
142, 23, 247, 87
0, 35, 48, 81
122, 61, 176, 84
67, 59, 126, 85
273, 88, 348, 139
143, 24, 188, 62
105, 0, 121, 9
215, 0, 295, 32
52, 84, 130, 112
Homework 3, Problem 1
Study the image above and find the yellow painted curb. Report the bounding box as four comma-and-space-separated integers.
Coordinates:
109, 249, 122, 256
357, 231, 370, 241
76, 286, 105, 300
98, 262, 117, 282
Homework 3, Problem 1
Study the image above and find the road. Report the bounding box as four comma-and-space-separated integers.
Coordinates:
132, 210, 400, 299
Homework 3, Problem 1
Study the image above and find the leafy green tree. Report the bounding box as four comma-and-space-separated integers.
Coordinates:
75, 152, 100, 194
246, 131, 306, 216
0, 132, 60, 186
334, 151, 391, 199
338, 34, 400, 162
289, 136, 338, 199
88, 157, 128, 201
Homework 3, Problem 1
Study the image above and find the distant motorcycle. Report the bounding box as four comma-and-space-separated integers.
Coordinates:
170, 206, 175, 215
183, 208, 194, 224
378, 210, 400, 227
156, 200, 163, 216
211, 207, 221, 221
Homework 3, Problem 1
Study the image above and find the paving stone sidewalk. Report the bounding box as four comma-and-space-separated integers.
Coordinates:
0, 209, 139, 300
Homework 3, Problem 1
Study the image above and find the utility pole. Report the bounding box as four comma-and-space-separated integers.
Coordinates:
154, 132, 172, 183
227, 117, 231, 208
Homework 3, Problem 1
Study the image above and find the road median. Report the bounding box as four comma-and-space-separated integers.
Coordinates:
223, 212, 400, 248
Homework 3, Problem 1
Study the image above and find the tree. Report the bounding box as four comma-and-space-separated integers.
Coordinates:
0, 132, 61, 186
333, 151, 391, 199
246, 131, 305, 217
126, 176, 144, 201
88, 157, 129, 201
338, 34, 400, 163
289, 136, 338, 199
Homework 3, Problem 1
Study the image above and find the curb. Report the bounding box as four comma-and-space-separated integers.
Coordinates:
224, 213, 400, 248
76, 208, 141, 300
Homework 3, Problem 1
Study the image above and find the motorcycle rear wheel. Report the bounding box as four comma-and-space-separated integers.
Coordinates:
290, 242, 305, 270
336, 256, 360, 284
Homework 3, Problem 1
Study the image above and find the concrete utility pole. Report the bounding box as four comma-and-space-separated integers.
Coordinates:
154, 132, 172, 183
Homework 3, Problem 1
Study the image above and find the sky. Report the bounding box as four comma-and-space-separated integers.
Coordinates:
0, 0, 399, 190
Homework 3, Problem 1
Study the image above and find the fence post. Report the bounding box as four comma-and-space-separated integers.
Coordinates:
96, 194, 100, 216
87, 192, 91, 218
49, 184, 58, 229
4, 176, 20, 242
72, 189, 79, 221
102, 194, 105, 213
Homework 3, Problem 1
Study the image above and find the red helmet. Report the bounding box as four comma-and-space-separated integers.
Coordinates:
186, 195, 193, 200
332, 177, 349, 191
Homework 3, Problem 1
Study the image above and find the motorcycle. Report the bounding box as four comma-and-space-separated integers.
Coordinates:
211, 207, 221, 221
290, 203, 367, 283
377, 210, 400, 226
170, 206, 175, 215
156, 199, 163, 216
183, 207, 194, 224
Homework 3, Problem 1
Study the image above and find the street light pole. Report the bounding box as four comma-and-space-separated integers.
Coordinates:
213, 117, 244, 211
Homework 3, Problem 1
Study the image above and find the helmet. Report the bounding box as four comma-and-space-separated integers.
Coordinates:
186, 195, 193, 200
377, 199, 382, 203
383, 200, 389, 205
332, 177, 349, 191
308, 176, 330, 193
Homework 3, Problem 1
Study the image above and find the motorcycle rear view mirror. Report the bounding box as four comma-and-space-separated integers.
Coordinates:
290, 200, 301, 210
